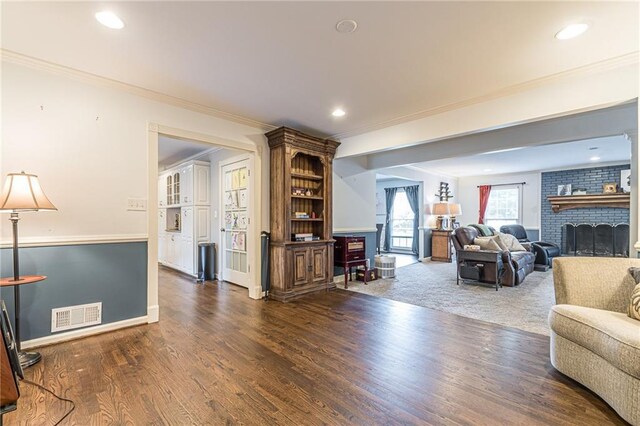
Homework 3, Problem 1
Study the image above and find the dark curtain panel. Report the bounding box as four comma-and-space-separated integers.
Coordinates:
404, 185, 420, 254
383, 187, 397, 252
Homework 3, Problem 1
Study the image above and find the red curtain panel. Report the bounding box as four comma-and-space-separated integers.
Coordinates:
478, 185, 492, 224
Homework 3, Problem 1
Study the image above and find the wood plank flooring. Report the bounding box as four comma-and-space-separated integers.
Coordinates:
5, 266, 627, 425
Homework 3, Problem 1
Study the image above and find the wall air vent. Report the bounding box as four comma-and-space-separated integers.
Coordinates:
51, 302, 102, 333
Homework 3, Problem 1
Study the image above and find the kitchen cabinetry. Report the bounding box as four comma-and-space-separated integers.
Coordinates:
158, 160, 211, 276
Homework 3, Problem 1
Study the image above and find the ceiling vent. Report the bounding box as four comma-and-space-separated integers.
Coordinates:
51, 302, 102, 333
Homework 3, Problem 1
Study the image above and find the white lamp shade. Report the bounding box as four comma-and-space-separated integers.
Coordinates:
0, 172, 57, 212
431, 202, 450, 216
449, 203, 462, 216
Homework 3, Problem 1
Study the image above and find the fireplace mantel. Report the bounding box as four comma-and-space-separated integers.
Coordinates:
547, 193, 630, 213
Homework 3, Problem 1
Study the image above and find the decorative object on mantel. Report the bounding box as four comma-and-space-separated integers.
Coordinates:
572, 188, 587, 195
0, 171, 57, 368
621, 169, 631, 193
548, 193, 630, 213
602, 182, 617, 194
557, 184, 572, 196
435, 182, 453, 202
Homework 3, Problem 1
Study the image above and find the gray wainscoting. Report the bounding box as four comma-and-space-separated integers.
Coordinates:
332, 231, 377, 277
0, 242, 148, 341
525, 229, 540, 241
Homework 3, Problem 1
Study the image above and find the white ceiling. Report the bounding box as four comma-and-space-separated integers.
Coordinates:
158, 135, 214, 168
2, 2, 637, 138
406, 135, 630, 178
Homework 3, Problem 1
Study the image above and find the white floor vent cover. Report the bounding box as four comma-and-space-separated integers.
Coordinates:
51, 302, 102, 332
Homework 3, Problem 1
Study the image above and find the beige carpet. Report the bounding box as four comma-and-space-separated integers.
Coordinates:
337, 260, 555, 335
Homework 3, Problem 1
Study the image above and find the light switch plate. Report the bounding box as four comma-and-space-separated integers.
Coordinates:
127, 198, 147, 211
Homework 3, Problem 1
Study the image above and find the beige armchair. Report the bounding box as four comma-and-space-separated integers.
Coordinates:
549, 257, 640, 425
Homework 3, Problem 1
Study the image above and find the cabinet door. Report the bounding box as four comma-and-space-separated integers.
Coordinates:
167, 234, 179, 266
166, 175, 173, 206
310, 246, 328, 283
182, 207, 194, 238
195, 207, 210, 241
158, 209, 166, 234
181, 165, 194, 205
193, 165, 210, 205
173, 172, 180, 205
292, 247, 309, 287
158, 175, 167, 207
158, 234, 167, 264
181, 237, 194, 274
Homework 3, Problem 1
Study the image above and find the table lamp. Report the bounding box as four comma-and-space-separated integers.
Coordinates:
448, 203, 462, 228
431, 202, 450, 230
0, 171, 57, 367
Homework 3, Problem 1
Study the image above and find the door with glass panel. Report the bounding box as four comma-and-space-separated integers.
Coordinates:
220, 158, 252, 288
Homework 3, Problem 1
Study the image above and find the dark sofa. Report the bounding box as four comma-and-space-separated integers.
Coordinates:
452, 226, 536, 286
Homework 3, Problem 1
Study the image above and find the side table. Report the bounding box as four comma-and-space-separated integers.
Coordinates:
0, 275, 46, 368
431, 230, 453, 262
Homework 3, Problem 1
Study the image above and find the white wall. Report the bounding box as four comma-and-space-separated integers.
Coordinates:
457, 172, 541, 229
332, 157, 377, 232
1, 61, 270, 243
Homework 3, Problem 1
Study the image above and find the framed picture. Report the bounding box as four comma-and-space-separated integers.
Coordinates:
602, 182, 617, 194
621, 169, 631, 193
557, 184, 572, 196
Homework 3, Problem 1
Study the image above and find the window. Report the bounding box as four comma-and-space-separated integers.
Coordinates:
390, 189, 413, 250
484, 186, 521, 229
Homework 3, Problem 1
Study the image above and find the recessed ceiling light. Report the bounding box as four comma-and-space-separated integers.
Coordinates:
336, 19, 358, 34
95, 11, 124, 29
590, 156, 601, 161
483, 168, 493, 172
332, 108, 346, 117
555, 23, 589, 40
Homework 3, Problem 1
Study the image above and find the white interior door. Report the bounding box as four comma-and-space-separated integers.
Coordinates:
220, 158, 252, 287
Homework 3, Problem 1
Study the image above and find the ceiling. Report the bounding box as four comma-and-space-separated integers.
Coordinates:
2, 2, 638, 138
158, 135, 214, 168
404, 135, 630, 178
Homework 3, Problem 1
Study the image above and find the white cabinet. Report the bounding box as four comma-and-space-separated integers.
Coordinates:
158, 160, 211, 276
158, 175, 167, 207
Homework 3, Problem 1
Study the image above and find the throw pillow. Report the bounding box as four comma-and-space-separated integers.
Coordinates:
473, 236, 501, 251
474, 224, 494, 236
497, 232, 527, 252
628, 268, 640, 321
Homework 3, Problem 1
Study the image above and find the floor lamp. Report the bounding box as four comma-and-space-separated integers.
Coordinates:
0, 172, 57, 367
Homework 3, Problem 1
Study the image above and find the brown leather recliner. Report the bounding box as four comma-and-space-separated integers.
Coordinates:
452, 226, 535, 287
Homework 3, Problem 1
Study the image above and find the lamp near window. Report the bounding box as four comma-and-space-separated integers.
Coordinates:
448, 203, 462, 229
430, 202, 450, 230
0, 171, 57, 367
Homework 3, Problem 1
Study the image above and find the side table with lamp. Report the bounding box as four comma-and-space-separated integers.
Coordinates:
0, 172, 57, 368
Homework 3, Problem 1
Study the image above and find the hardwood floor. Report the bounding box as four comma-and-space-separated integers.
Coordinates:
5, 266, 626, 425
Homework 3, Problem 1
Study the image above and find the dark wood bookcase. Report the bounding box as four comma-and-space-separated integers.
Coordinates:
266, 127, 340, 301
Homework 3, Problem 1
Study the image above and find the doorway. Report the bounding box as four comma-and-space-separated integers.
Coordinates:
147, 124, 263, 323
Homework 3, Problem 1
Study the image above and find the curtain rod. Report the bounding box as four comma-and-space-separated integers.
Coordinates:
476, 182, 526, 188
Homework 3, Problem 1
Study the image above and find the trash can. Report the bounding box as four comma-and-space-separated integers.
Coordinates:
198, 243, 216, 282
261, 232, 270, 297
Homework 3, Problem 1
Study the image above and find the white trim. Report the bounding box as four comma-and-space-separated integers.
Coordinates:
147, 305, 159, 323
161, 147, 222, 171
333, 228, 378, 233
2, 49, 275, 133
0, 234, 148, 248
332, 52, 639, 139
21, 315, 148, 350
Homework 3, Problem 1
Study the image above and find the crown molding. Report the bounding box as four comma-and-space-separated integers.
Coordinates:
333, 51, 640, 140
1, 49, 277, 133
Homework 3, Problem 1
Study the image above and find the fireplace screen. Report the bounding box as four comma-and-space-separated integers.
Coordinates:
563, 223, 629, 257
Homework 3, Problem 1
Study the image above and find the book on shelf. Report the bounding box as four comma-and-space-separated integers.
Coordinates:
293, 236, 320, 242
293, 233, 313, 238
294, 211, 310, 219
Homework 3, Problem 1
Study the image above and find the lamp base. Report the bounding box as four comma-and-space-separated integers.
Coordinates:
18, 351, 42, 368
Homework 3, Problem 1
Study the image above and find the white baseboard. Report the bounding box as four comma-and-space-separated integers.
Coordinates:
21, 315, 148, 350
147, 304, 159, 323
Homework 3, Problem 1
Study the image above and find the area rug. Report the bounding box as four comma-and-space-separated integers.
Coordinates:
336, 261, 555, 335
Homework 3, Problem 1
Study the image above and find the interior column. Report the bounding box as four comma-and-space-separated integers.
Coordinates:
629, 131, 639, 257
